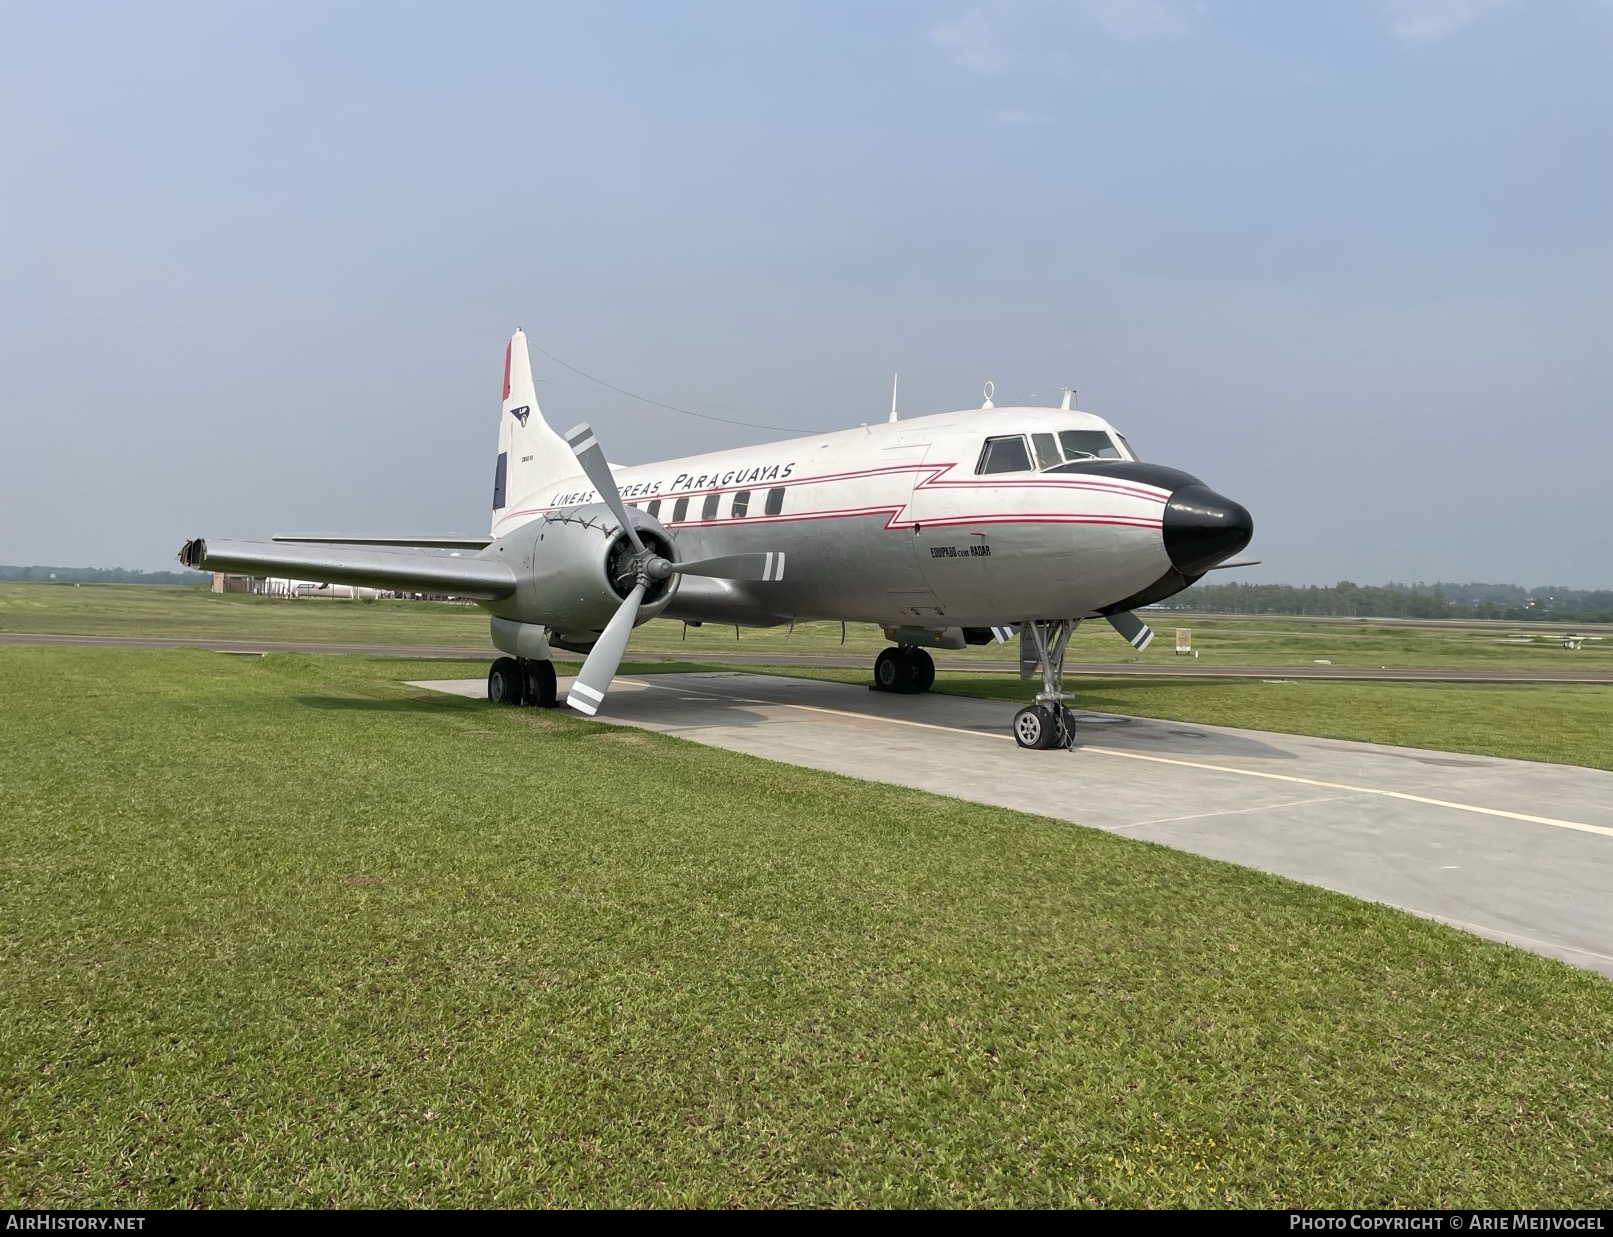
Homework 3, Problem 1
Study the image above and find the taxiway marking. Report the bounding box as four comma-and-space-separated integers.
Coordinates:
622, 677, 1613, 841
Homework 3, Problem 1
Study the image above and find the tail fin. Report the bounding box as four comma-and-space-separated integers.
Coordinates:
492, 329, 580, 535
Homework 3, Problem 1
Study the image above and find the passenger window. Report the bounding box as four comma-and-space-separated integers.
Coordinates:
1031, 433, 1062, 470
976, 435, 1032, 475
731, 490, 751, 518
671, 496, 688, 523
646, 499, 661, 518
702, 493, 720, 521
764, 487, 785, 516
1058, 429, 1122, 460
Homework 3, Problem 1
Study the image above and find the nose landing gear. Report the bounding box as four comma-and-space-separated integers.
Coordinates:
1012, 702, 1077, 750
1013, 619, 1080, 750
872, 646, 936, 693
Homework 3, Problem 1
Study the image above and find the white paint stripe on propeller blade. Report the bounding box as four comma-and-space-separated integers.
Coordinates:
566, 692, 600, 716
569, 680, 605, 703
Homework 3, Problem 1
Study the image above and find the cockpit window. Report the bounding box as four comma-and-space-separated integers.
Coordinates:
1057, 429, 1123, 461
1030, 433, 1063, 470
976, 435, 1033, 475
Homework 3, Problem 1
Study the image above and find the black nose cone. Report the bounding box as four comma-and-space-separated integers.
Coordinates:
1163, 485, 1253, 575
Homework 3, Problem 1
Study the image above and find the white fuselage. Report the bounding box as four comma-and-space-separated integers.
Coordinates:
492, 406, 1179, 629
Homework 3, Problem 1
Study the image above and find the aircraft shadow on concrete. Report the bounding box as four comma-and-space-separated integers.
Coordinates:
612, 681, 1299, 761
1068, 718, 1295, 761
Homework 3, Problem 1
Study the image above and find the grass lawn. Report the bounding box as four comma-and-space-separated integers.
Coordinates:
5, 583, 1612, 673
2, 646, 1611, 1207
0, 583, 492, 647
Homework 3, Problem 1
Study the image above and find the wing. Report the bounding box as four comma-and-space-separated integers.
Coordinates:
179, 538, 516, 600
272, 534, 494, 549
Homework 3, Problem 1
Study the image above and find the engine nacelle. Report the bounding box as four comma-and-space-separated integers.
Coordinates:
483, 504, 676, 647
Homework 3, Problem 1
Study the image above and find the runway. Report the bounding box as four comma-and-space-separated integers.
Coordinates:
416, 671, 1613, 979
6, 631, 1612, 683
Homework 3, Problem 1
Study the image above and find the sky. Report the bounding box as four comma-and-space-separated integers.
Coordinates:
1, 0, 1609, 586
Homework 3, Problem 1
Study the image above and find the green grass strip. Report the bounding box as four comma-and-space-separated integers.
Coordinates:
2, 647, 1611, 1207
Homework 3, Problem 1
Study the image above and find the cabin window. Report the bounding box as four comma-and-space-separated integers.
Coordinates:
672, 496, 688, 523
976, 435, 1032, 475
764, 487, 785, 516
731, 490, 751, 518
1058, 429, 1123, 461
1031, 433, 1062, 471
1117, 435, 1138, 460
702, 493, 720, 521
646, 499, 661, 518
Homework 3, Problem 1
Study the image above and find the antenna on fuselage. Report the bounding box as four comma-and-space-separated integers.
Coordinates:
1060, 387, 1074, 411
982, 381, 995, 410
889, 373, 899, 423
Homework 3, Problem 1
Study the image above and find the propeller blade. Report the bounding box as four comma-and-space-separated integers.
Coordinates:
1106, 610, 1154, 652
563, 422, 646, 556
645, 552, 787, 583
566, 582, 645, 716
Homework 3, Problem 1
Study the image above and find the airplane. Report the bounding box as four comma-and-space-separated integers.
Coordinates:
179, 329, 1253, 750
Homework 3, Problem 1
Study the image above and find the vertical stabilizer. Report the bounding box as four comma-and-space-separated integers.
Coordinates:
492, 330, 581, 534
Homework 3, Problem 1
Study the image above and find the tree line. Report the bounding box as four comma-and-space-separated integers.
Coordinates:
1157, 580, 1613, 623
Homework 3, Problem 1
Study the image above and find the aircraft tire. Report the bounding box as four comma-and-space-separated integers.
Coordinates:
909, 648, 935, 692
1013, 705, 1057, 750
874, 647, 914, 693
1052, 704, 1077, 749
488, 657, 524, 706
524, 659, 558, 708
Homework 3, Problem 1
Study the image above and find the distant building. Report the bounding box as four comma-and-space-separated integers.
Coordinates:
211, 572, 383, 599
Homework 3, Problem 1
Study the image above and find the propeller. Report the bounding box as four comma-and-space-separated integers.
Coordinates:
564, 423, 647, 557
1106, 610, 1154, 651
561, 423, 786, 716
645, 552, 786, 583
567, 580, 646, 716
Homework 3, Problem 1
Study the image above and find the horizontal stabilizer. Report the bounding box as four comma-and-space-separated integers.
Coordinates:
273, 533, 494, 549
178, 538, 517, 600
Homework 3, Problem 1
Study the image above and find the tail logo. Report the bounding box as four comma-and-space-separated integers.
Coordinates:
509, 405, 531, 426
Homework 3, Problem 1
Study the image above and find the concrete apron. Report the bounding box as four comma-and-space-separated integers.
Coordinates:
411, 671, 1613, 980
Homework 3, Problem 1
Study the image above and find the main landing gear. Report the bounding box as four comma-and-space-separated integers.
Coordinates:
487, 656, 558, 708
1012, 619, 1080, 751
871, 646, 936, 694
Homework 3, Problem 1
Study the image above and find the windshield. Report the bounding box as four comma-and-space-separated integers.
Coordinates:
1057, 429, 1124, 461
975, 427, 1132, 475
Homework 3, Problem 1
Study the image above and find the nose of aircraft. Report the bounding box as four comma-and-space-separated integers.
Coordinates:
1163, 485, 1253, 576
